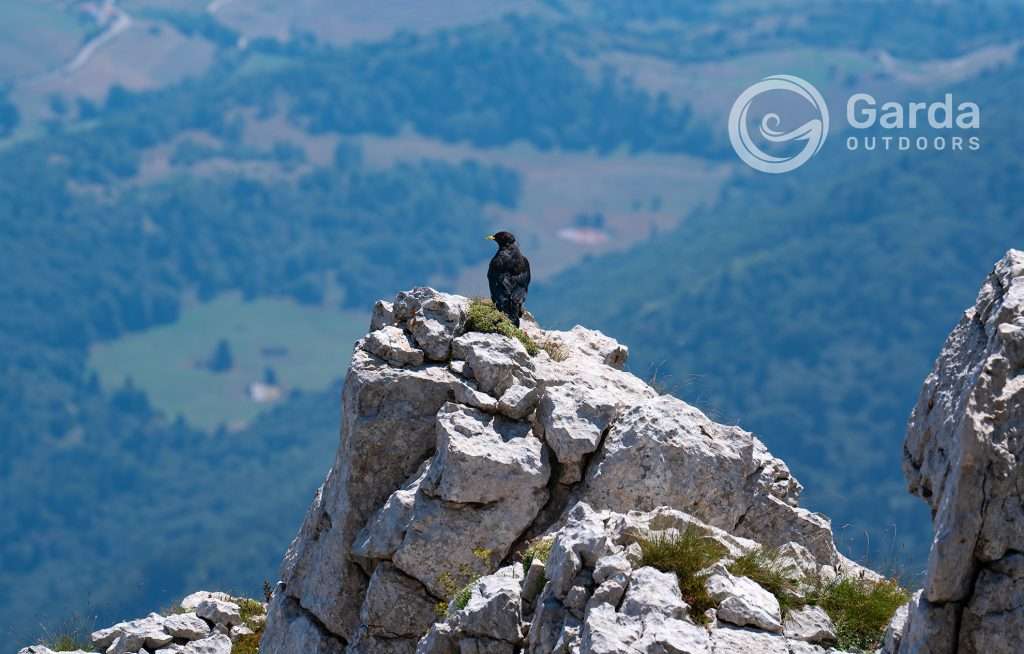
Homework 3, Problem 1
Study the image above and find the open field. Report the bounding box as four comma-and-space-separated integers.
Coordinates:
89, 292, 367, 429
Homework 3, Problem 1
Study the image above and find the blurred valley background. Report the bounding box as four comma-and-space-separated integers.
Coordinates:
2, 0, 1023, 645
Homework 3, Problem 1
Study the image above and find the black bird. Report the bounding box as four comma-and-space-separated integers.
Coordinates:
487, 231, 531, 327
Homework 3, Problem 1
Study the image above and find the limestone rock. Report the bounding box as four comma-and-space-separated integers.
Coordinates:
392, 489, 546, 599
261, 591, 344, 654
92, 614, 171, 651
352, 463, 429, 565
633, 617, 709, 654
496, 383, 538, 420
580, 604, 642, 654
521, 559, 547, 605
579, 394, 828, 565
782, 606, 835, 644
417, 624, 458, 654
362, 326, 425, 367
361, 563, 439, 639
424, 403, 548, 505
394, 288, 470, 361
451, 378, 499, 413
181, 634, 233, 654
452, 332, 534, 396
900, 250, 1024, 652
230, 624, 254, 640
453, 569, 524, 643
881, 597, 911, 654
180, 591, 234, 612
709, 626, 787, 654
537, 325, 629, 369
704, 565, 782, 632
196, 598, 243, 628
958, 553, 1024, 654
371, 300, 396, 331
619, 566, 687, 620
269, 348, 456, 640
163, 613, 212, 640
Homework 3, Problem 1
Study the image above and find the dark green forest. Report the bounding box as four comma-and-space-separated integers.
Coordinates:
536, 60, 1024, 569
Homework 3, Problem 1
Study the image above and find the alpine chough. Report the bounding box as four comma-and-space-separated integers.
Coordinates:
486, 231, 531, 327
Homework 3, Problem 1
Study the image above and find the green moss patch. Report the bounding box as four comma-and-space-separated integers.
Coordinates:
465, 299, 539, 356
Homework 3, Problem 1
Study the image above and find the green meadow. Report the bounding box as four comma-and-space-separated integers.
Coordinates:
89, 293, 367, 430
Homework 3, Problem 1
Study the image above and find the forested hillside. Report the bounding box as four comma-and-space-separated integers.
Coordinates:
535, 58, 1024, 568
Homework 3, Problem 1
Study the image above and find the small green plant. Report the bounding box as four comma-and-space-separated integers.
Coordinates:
727, 548, 805, 615
465, 299, 539, 356
232, 631, 261, 654
452, 581, 475, 612
44, 634, 96, 652
521, 537, 553, 574
638, 528, 728, 623
435, 564, 482, 619
230, 597, 267, 654
38, 613, 97, 652
472, 547, 493, 565
805, 575, 910, 651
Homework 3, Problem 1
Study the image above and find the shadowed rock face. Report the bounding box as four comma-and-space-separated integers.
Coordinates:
258, 287, 877, 654
896, 250, 1024, 654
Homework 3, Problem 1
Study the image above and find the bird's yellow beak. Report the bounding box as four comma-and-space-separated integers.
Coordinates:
486, 234, 496, 240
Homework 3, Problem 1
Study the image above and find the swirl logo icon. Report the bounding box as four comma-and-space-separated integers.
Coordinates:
728, 75, 829, 174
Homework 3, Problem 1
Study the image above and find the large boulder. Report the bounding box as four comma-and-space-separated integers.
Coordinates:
900, 250, 1024, 653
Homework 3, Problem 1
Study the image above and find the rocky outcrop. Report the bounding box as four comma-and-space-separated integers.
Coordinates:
896, 250, 1024, 654
19, 592, 267, 654
421, 504, 850, 654
259, 287, 879, 654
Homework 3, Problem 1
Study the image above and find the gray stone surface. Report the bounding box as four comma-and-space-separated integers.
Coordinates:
163, 613, 212, 640
196, 599, 242, 628
452, 332, 534, 396
705, 565, 782, 633
361, 563, 439, 639
900, 250, 1024, 652
453, 569, 524, 643
362, 326, 425, 368
424, 403, 548, 505
782, 606, 836, 644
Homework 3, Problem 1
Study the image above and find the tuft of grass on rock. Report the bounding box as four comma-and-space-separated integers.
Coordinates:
452, 581, 475, 612
805, 575, 910, 651
539, 339, 569, 362
465, 299, 539, 356
521, 537, 553, 574
435, 565, 482, 619
39, 614, 97, 652
727, 548, 805, 615
232, 632, 261, 654
638, 528, 728, 623
44, 634, 96, 652
231, 597, 267, 654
